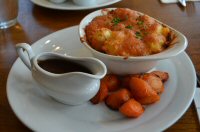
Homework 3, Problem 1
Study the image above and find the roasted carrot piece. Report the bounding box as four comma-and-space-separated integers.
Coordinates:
121, 74, 141, 89
119, 99, 144, 118
90, 82, 108, 104
105, 88, 131, 110
136, 95, 160, 105
142, 74, 164, 94
129, 77, 160, 105
150, 71, 169, 82
102, 74, 120, 92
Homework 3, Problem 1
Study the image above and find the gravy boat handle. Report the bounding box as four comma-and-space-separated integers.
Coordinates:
16, 43, 35, 70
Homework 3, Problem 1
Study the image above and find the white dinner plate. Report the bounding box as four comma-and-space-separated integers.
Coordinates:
30, 0, 122, 10
7, 26, 196, 132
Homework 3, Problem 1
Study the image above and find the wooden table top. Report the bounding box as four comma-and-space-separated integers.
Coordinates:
0, 0, 200, 131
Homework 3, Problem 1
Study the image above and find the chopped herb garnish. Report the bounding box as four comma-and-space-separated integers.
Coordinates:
137, 20, 144, 26
112, 17, 122, 25
135, 31, 143, 39
144, 32, 148, 35
125, 25, 133, 29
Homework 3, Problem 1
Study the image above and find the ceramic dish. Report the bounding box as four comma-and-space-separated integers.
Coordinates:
72, 0, 96, 6
7, 26, 196, 132
16, 43, 107, 105
79, 8, 188, 74
30, 0, 122, 10
49, 0, 67, 4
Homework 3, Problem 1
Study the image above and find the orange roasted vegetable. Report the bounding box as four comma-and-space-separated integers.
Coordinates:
90, 82, 108, 104
141, 74, 164, 94
121, 74, 141, 89
150, 71, 169, 82
119, 99, 144, 118
105, 88, 131, 110
102, 74, 120, 92
129, 77, 160, 105
91, 71, 169, 118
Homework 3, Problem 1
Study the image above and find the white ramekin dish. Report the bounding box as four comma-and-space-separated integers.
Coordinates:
79, 8, 188, 75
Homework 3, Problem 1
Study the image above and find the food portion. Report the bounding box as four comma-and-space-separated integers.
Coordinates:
119, 99, 144, 118
105, 88, 131, 110
129, 77, 160, 105
90, 82, 108, 104
85, 8, 175, 56
90, 71, 169, 118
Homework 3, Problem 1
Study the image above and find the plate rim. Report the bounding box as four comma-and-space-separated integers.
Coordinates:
30, 0, 122, 10
6, 26, 196, 132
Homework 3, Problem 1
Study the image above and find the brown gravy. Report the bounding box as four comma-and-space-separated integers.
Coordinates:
38, 59, 92, 74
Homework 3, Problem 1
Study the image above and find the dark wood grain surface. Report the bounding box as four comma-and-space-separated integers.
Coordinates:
0, 0, 200, 131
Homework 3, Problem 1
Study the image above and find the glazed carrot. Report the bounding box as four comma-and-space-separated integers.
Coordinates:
129, 77, 160, 105
121, 74, 141, 89
119, 99, 144, 118
105, 88, 131, 110
90, 82, 108, 104
136, 95, 160, 105
102, 74, 120, 92
150, 71, 169, 82
142, 74, 164, 94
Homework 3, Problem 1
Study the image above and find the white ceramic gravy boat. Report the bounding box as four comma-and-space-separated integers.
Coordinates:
16, 43, 107, 105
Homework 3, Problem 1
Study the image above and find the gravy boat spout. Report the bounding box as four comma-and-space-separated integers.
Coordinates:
16, 43, 107, 105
